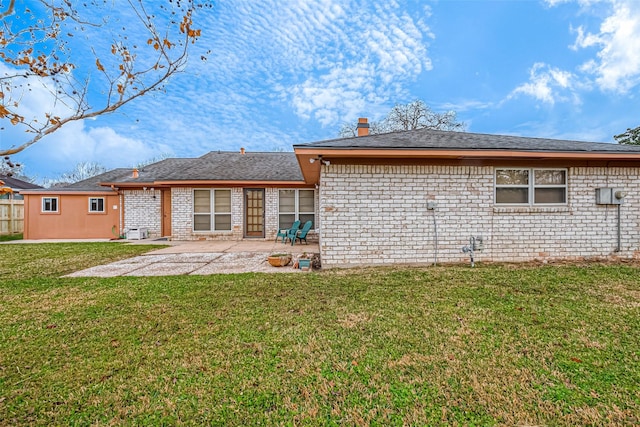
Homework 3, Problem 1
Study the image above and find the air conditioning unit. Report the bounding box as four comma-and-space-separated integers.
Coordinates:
127, 227, 148, 240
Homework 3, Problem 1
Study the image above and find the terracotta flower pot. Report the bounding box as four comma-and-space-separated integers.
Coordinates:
268, 254, 291, 267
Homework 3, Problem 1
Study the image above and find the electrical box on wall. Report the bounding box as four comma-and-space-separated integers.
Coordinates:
595, 187, 627, 205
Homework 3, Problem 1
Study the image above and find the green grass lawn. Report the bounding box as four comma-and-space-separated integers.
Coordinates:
0, 243, 639, 426
0, 233, 23, 242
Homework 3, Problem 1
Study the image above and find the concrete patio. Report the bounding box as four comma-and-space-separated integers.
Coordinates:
64, 238, 320, 277
136, 238, 318, 255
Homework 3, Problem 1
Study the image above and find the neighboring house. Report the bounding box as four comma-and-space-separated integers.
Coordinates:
0, 175, 40, 235
21, 152, 318, 241
22, 169, 125, 239
0, 174, 42, 199
20, 122, 640, 267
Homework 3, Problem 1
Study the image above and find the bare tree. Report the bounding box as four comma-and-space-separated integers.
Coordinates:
60, 161, 107, 183
0, 157, 24, 177
339, 100, 465, 137
338, 120, 388, 138
136, 152, 171, 168
40, 161, 106, 187
385, 100, 465, 132
0, 1, 210, 157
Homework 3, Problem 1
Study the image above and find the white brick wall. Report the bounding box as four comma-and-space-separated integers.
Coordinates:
170, 187, 243, 240
265, 188, 279, 239
319, 164, 640, 267
123, 189, 161, 238
170, 187, 193, 240
166, 187, 318, 241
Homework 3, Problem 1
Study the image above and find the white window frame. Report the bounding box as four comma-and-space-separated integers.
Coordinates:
88, 197, 105, 213
278, 189, 316, 230
192, 189, 232, 232
495, 168, 567, 206
41, 197, 58, 212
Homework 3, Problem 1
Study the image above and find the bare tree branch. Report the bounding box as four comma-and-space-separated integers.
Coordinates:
339, 100, 465, 137
0, 0, 210, 157
0, 0, 15, 19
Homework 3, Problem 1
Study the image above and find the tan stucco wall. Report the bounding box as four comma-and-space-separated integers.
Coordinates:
23, 193, 120, 239
319, 164, 640, 268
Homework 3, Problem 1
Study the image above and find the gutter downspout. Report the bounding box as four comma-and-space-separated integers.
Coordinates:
432, 209, 438, 265
112, 185, 124, 239
616, 203, 621, 252
427, 201, 438, 265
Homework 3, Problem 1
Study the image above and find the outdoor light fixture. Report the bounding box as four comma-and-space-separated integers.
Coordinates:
309, 155, 330, 165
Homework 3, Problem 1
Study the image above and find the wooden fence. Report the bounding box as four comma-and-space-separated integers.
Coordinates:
0, 199, 24, 235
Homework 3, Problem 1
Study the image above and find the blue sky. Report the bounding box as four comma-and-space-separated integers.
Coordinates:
6, 0, 640, 180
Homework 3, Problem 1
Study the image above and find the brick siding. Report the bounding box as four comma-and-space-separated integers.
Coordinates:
164, 187, 318, 241
319, 164, 640, 267
123, 189, 161, 238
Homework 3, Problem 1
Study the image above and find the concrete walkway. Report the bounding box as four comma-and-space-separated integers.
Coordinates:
65, 239, 320, 277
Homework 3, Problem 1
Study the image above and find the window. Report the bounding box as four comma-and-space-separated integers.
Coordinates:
89, 197, 105, 212
278, 189, 315, 230
495, 169, 566, 205
42, 197, 58, 212
193, 189, 232, 231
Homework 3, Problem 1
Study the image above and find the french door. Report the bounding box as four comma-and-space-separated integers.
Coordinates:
244, 188, 264, 237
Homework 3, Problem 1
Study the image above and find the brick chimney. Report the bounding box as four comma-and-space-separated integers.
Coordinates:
357, 117, 369, 137
132, 168, 139, 178
240, 147, 245, 155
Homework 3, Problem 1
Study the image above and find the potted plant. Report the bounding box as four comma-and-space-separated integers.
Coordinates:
298, 252, 312, 271
267, 253, 291, 267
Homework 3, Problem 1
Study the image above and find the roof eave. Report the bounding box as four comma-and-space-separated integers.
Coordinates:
20, 190, 118, 195
99, 181, 156, 188
154, 180, 309, 187
294, 147, 640, 157
294, 147, 640, 184
100, 180, 310, 187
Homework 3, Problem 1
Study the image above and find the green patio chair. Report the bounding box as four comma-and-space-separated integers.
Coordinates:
276, 220, 300, 243
291, 220, 313, 246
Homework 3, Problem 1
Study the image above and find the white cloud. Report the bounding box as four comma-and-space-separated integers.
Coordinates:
6, 1, 435, 175
286, 2, 432, 125
570, 0, 640, 92
510, 0, 640, 105
508, 63, 578, 104
65, 125, 151, 166
0, 62, 156, 176
437, 100, 495, 112
180, 1, 433, 128
18, 121, 158, 178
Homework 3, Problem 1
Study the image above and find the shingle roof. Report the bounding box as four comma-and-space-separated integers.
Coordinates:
0, 174, 42, 190
294, 128, 640, 153
110, 152, 303, 183
112, 159, 193, 183
55, 168, 132, 191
